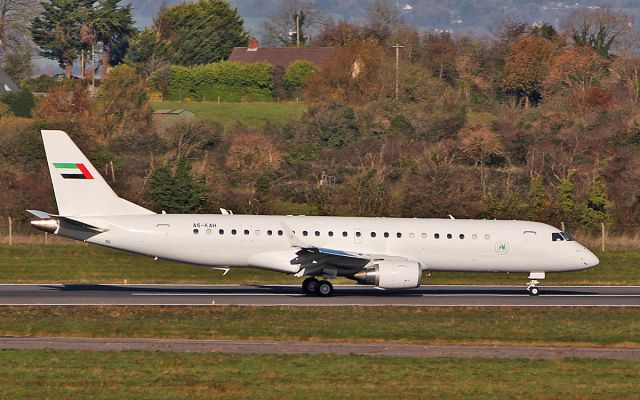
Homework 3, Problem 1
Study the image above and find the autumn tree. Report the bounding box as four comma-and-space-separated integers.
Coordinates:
315, 21, 362, 47
545, 47, 609, 106
305, 39, 385, 105
459, 125, 504, 198
502, 35, 556, 107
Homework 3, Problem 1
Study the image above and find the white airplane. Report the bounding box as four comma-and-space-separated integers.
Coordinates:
29, 130, 599, 296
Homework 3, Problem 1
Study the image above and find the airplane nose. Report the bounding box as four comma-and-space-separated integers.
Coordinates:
580, 249, 599, 268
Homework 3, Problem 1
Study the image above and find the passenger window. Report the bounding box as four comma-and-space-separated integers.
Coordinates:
342, 231, 348, 237
206, 229, 212, 235
315, 231, 320, 237
459, 234, 465, 239
255, 230, 260, 236
303, 231, 308, 237
447, 234, 452, 239
421, 233, 427, 239
277, 230, 283, 236
552, 232, 564, 242
244, 229, 249, 235
384, 232, 389, 238
328, 231, 334, 237
267, 230, 273, 236
219, 229, 224, 235
409, 233, 415, 239
484, 234, 490, 240
434, 233, 440, 239
472, 234, 477, 239
396, 232, 402, 238
231, 229, 237, 235
193, 229, 199, 235
356, 231, 362, 237
371, 232, 376, 238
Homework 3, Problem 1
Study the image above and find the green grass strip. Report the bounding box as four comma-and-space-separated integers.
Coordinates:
1, 350, 639, 399
1, 244, 639, 285
1, 306, 639, 347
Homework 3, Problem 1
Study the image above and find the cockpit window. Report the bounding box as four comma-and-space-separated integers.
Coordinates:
560, 232, 575, 241
552, 232, 564, 241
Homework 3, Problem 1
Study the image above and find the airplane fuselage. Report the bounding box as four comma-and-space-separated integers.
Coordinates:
71, 214, 598, 275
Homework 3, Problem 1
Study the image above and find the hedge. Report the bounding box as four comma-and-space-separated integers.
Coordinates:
166, 62, 274, 102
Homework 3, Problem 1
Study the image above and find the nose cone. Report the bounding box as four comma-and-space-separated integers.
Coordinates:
580, 249, 600, 268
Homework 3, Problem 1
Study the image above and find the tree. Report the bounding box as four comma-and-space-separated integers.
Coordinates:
31, 0, 93, 77
262, 0, 327, 47
527, 175, 546, 220
562, 8, 636, 58
459, 125, 504, 198
284, 60, 316, 96
365, 0, 403, 42
305, 39, 385, 105
126, 27, 169, 78
90, 0, 136, 74
502, 35, 556, 107
557, 172, 576, 222
581, 175, 612, 227
155, 0, 247, 66
147, 157, 207, 214
545, 47, 609, 106
0, 0, 39, 56
315, 20, 362, 47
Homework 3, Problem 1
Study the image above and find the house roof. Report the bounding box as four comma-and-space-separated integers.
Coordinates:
228, 47, 337, 69
0, 68, 19, 93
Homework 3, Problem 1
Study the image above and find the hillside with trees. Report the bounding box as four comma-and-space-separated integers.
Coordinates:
1, 1, 640, 238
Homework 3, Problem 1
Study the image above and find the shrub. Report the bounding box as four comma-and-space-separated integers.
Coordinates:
284, 61, 317, 97
165, 62, 274, 102
1, 89, 36, 117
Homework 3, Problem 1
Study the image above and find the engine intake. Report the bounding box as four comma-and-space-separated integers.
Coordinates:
353, 260, 422, 289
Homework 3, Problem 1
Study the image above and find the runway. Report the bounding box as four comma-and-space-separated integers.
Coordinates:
0, 284, 639, 306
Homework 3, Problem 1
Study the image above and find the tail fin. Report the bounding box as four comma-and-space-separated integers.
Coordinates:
42, 130, 154, 216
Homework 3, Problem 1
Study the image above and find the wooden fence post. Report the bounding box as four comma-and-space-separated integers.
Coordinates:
8, 217, 12, 246
560, 221, 565, 232
601, 222, 606, 252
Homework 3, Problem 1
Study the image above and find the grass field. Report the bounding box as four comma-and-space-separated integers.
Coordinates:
1, 350, 639, 399
0, 243, 638, 285
1, 306, 639, 347
151, 101, 308, 129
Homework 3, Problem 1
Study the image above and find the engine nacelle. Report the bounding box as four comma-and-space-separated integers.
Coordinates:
353, 260, 422, 289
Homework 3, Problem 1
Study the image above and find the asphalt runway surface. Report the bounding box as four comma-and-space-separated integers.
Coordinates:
0, 284, 639, 306
1, 336, 639, 359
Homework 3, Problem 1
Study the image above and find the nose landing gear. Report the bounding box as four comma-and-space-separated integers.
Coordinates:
526, 272, 545, 296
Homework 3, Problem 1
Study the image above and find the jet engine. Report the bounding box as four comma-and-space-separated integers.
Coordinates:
352, 260, 422, 289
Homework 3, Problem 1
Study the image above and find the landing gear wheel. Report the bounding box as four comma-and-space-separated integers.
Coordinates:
528, 286, 540, 296
302, 277, 319, 295
317, 280, 334, 297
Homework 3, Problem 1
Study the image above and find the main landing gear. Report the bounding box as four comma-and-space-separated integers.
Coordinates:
302, 277, 333, 296
527, 272, 545, 296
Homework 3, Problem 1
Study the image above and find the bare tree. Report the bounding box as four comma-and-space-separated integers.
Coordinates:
561, 8, 637, 58
365, 0, 404, 42
262, 0, 328, 47
0, 0, 38, 54
0, 0, 39, 76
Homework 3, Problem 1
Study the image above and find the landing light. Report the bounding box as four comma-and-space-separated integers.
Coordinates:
30, 218, 59, 234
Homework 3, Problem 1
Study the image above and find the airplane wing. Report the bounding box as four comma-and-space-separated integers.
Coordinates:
291, 245, 411, 278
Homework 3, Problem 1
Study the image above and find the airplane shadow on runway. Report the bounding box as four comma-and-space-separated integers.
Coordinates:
40, 284, 598, 297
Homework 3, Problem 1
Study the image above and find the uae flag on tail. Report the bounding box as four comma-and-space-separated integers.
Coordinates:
53, 163, 94, 179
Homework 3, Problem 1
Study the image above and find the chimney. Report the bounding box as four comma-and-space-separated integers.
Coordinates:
248, 38, 258, 52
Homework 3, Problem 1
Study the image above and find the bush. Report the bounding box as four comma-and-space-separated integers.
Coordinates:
1, 89, 36, 117
284, 61, 317, 97
165, 62, 274, 102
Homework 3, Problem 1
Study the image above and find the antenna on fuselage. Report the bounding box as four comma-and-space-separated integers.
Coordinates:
448, 214, 455, 219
